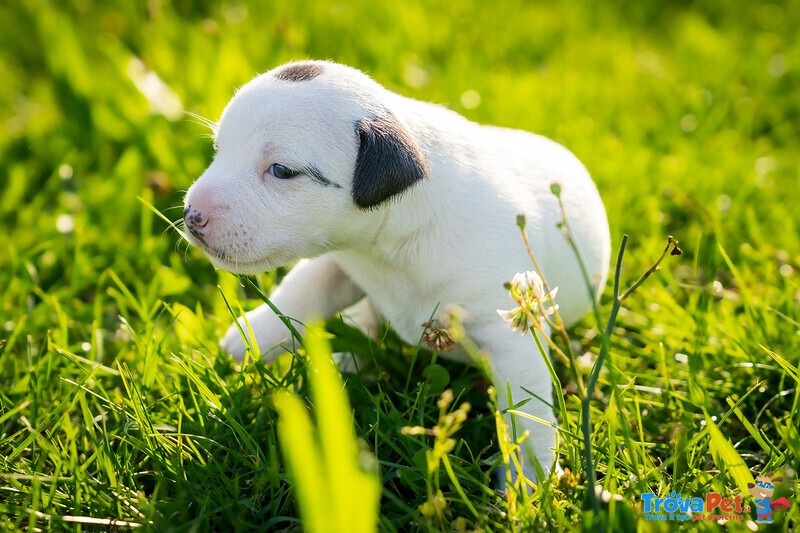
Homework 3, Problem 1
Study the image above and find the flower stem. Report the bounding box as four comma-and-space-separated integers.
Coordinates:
582, 234, 627, 531
617, 236, 682, 302
517, 216, 585, 394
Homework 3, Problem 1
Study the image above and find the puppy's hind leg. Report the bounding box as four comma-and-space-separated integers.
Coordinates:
477, 323, 558, 485
332, 297, 384, 374
339, 297, 383, 340
222, 254, 365, 363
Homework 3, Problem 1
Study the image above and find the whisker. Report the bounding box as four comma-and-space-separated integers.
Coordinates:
184, 110, 219, 134
138, 195, 188, 242
163, 218, 185, 237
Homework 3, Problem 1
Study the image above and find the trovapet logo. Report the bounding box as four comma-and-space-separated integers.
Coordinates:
641, 491, 748, 522
640, 470, 792, 524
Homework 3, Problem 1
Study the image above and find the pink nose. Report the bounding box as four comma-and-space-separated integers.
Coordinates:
183, 205, 209, 232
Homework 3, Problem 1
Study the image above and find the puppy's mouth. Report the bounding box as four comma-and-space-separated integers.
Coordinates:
185, 231, 285, 275
185, 228, 226, 259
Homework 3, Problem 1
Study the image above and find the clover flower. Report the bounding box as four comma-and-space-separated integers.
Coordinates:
497, 270, 559, 334
421, 319, 455, 352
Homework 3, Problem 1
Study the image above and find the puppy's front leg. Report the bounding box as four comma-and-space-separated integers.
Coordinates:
479, 324, 557, 482
222, 254, 364, 362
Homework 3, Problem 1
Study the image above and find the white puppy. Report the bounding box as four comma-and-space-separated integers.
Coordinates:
183, 60, 610, 480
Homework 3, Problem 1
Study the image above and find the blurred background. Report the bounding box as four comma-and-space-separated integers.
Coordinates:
1, 0, 799, 529
2, 0, 797, 294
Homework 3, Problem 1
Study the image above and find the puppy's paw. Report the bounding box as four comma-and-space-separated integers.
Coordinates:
221, 319, 251, 362
220, 308, 293, 363
491, 458, 562, 492
492, 462, 536, 492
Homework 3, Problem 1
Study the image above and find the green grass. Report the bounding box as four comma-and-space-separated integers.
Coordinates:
1, 0, 799, 530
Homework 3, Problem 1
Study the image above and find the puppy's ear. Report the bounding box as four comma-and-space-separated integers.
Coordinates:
352, 115, 429, 209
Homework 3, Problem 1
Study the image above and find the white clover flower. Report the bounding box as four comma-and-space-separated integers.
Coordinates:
498, 270, 559, 333
496, 306, 531, 335
509, 270, 545, 303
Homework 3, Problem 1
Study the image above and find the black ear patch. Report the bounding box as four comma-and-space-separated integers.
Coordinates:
273, 62, 324, 82
352, 116, 429, 209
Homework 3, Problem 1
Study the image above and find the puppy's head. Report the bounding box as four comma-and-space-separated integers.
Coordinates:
183, 61, 429, 274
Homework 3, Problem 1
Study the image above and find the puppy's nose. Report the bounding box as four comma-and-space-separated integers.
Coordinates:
183, 205, 209, 231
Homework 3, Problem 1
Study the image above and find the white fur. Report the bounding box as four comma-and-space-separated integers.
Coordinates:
183, 61, 610, 480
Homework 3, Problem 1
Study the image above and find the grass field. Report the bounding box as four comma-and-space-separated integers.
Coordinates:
1, 0, 799, 531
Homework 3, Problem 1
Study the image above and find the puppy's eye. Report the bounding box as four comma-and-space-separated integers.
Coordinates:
268, 163, 300, 179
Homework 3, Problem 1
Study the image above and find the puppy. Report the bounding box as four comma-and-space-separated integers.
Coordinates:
183, 60, 610, 480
